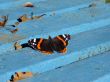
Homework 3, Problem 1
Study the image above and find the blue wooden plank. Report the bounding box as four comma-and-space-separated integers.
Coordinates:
0, 27, 110, 82
19, 51, 110, 82
0, 17, 110, 54
0, 0, 110, 82
1, 4, 110, 53
0, 0, 109, 48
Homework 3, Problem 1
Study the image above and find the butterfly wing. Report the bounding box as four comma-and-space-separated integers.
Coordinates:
28, 38, 53, 54
52, 35, 67, 53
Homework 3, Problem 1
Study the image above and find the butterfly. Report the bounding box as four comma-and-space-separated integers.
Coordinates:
14, 34, 71, 54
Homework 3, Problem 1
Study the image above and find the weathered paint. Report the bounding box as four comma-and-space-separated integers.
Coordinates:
0, 27, 110, 82
19, 51, 110, 82
0, 0, 110, 82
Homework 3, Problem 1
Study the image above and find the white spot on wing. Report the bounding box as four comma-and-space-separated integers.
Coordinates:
62, 34, 66, 38
34, 39, 36, 42
33, 43, 35, 45
65, 38, 68, 41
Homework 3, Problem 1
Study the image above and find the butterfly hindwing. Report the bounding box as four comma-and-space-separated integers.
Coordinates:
52, 35, 67, 53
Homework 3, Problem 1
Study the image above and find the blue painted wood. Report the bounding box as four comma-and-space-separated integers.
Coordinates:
0, 0, 110, 82
93, 74, 110, 82
1, 3, 110, 53
19, 51, 110, 82
0, 27, 110, 82
0, 0, 109, 46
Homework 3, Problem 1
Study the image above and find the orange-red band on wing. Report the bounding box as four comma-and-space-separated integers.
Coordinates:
37, 38, 43, 50
56, 36, 66, 46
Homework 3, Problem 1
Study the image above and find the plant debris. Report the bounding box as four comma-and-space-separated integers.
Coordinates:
89, 3, 97, 8
11, 13, 46, 27
8, 72, 33, 82
32, 13, 46, 19
10, 28, 18, 33
14, 42, 22, 50
0, 15, 8, 27
24, 2, 34, 7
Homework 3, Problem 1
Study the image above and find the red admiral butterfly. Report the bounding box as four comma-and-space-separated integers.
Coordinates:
14, 34, 71, 54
